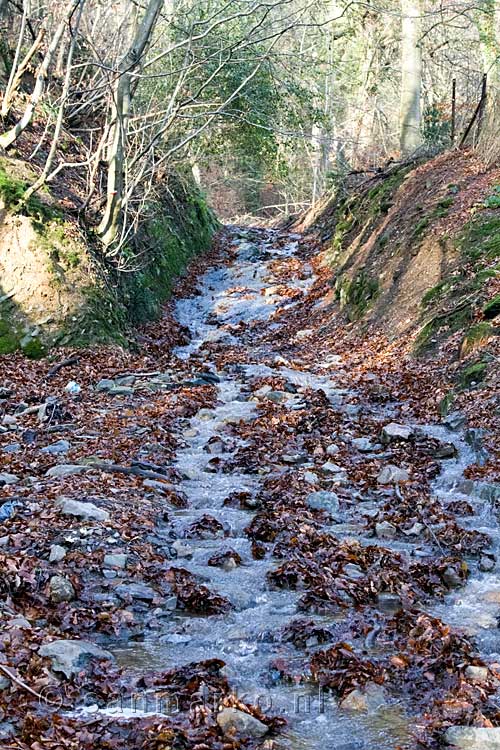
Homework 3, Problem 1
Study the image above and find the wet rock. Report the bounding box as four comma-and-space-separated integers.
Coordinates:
46, 464, 90, 478
49, 544, 67, 563
216, 708, 268, 739
115, 583, 157, 601
480, 553, 496, 572
375, 521, 397, 539
39, 639, 114, 678
49, 575, 75, 603
381, 423, 414, 443
432, 442, 457, 459
307, 491, 340, 515
443, 566, 462, 588
0, 472, 20, 485
465, 665, 489, 682
41, 439, 71, 455
402, 521, 424, 536
304, 471, 319, 484
171, 540, 193, 559
444, 726, 500, 749
377, 465, 409, 484
340, 689, 367, 711
208, 549, 242, 570
104, 553, 127, 569
95, 379, 114, 392
58, 498, 110, 522
443, 411, 466, 431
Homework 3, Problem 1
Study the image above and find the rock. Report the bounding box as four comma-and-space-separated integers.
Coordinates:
171, 540, 193, 559
480, 553, 496, 572
8, 616, 31, 629
46, 464, 90, 478
65, 381, 81, 395
303, 471, 319, 484
39, 639, 114, 678
0, 722, 16, 740
321, 461, 344, 474
42, 440, 71, 455
115, 583, 157, 601
381, 423, 414, 443
340, 689, 367, 712
444, 727, 500, 749
216, 708, 268, 739
49, 575, 75, 603
2, 415, 17, 427
307, 491, 340, 515
377, 592, 402, 614
0, 676, 11, 690
115, 376, 136, 386
402, 521, 424, 536
104, 553, 127, 569
326, 444, 340, 456
375, 521, 397, 539
344, 564, 364, 579
2, 443, 21, 454
0, 472, 20, 485
352, 437, 375, 452
377, 465, 409, 484
58, 498, 109, 522
95, 379, 114, 392
107, 385, 134, 396
464, 665, 489, 682
443, 411, 466, 431
49, 544, 67, 563
443, 566, 462, 588
433, 442, 457, 459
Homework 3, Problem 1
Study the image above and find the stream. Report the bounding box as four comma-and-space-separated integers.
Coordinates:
106, 227, 499, 749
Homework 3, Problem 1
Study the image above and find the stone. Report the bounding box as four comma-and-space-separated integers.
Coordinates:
2, 443, 21, 454
444, 727, 500, 749
2, 415, 17, 427
381, 423, 414, 443
433, 442, 457, 459
114, 376, 136, 386
464, 665, 489, 682
58, 498, 109, 522
480, 554, 496, 572
303, 471, 319, 485
377, 592, 402, 614
104, 553, 127, 569
49, 575, 75, 603
377, 465, 410, 484
340, 689, 367, 712
443, 411, 466, 431
326, 444, 340, 455
46, 464, 90, 478
0, 676, 11, 690
375, 521, 397, 539
96, 379, 114, 392
42, 440, 71, 455
0, 472, 20, 485
402, 522, 424, 536
344, 564, 364, 579
171, 540, 193, 559
115, 583, 157, 601
443, 566, 462, 588
321, 461, 344, 474
216, 708, 268, 739
307, 491, 340, 515
39, 639, 114, 678
108, 385, 134, 396
49, 544, 67, 562
0, 722, 16, 740
352, 437, 375, 452
8, 616, 31, 629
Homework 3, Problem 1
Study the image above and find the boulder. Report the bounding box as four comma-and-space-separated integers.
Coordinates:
381, 423, 414, 443
39, 639, 114, 678
377, 465, 409, 484
444, 727, 500, 749
216, 708, 268, 739
57, 498, 109, 522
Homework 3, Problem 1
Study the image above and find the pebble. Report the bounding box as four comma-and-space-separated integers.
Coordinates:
171, 540, 193, 558
0, 722, 16, 740
352, 437, 375, 452
307, 491, 340, 515
104, 553, 128, 569
479, 554, 496, 572
2, 443, 21, 454
95, 379, 114, 392
0, 676, 11, 690
115, 583, 157, 601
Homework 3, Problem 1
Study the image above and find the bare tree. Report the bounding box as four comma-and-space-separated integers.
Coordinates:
400, 0, 423, 154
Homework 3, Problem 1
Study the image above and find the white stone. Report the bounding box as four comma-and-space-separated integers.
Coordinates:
377, 465, 410, 484
216, 708, 268, 738
39, 639, 113, 678
57, 498, 109, 522
49, 544, 67, 562
444, 727, 500, 749
381, 423, 414, 443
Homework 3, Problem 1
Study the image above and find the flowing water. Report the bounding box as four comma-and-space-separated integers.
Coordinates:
107, 228, 499, 749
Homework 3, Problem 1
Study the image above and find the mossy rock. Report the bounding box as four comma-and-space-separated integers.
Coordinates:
20, 335, 47, 359
460, 322, 495, 358
458, 360, 488, 389
483, 295, 500, 320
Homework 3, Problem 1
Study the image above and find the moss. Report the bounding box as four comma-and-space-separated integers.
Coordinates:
0, 161, 62, 226
0, 318, 19, 354
458, 360, 488, 389
421, 275, 463, 307
460, 322, 495, 357
483, 294, 500, 320
458, 214, 500, 263
415, 302, 474, 353
439, 391, 455, 417
20, 336, 46, 359
336, 270, 379, 320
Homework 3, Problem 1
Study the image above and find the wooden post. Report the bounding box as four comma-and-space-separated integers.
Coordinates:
475, 73, 488, 143
451, 79, 456, 145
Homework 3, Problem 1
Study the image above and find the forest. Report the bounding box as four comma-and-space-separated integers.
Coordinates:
0, 1, 499, 749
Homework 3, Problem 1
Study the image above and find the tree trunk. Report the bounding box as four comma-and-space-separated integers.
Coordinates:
97, 0, 163, 249
400, 0, 422, 155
